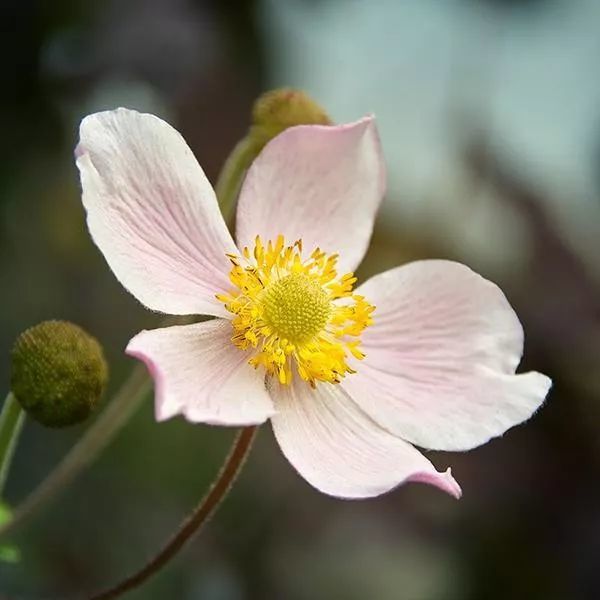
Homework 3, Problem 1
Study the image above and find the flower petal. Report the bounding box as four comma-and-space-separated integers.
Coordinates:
76, 108, 237, 317
127, 319, 274, 425
236, 116, 386, 274
270, 377, 461, 499
343, 260, 551, 452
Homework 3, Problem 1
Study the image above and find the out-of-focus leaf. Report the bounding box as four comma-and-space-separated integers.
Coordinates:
0, 501, 20, 563
0, 500, 12, 526
0, 544, 20, 563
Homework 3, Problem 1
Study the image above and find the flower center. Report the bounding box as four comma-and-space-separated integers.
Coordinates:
216, 235, 374, 387
261, 274, 331, 344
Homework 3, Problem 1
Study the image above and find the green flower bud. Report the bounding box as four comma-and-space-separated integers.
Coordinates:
249, 88, 332, 150
10, 321, 108, 428
216, 88, 332, 219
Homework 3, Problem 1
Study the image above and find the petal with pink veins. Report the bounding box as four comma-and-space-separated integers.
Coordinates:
270, 376, 461, 499
76, 108, 237, 318
127, 319, 274, 426
343, 260, 551, 452
236, 116, 386, 274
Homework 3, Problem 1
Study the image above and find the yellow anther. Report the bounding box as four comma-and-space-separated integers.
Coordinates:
217, 236, 374, 386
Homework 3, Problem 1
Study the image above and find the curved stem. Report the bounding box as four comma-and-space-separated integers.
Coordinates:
88, 426, 257, 600
0, 364, 151, 539
0, 393, 25, 498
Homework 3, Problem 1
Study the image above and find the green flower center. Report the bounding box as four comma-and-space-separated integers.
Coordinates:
261, 273, 332, 344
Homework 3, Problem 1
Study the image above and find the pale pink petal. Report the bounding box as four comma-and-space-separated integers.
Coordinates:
76, 108, 237, 317
343, 260, 551, 452
236, 117, 386, 274
126, 319, 274, 425
269, 377, 461, 499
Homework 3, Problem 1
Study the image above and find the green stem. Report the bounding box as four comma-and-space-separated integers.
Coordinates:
88, 426, 257, 600
0, 364, 151, 539
0, 393, 25, 498
215, 136, 261, 223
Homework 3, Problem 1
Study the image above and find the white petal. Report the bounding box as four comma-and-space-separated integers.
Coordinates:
235, 117, 386, 274
127, 319, 274, 425
76, 108, 237, 317
343, 260, 551, 451
270, 377, 461, 499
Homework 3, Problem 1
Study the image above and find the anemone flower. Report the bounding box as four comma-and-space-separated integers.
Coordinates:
75, 108, 551, 499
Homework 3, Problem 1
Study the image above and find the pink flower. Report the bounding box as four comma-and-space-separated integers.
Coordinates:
75, 108, 551, 500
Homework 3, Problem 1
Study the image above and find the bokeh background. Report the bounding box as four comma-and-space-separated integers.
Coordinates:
1, 0, 599, 598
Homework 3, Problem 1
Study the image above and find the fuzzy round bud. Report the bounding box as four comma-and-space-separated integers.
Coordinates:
10, 320, 108, 428
250, 88, 332, 149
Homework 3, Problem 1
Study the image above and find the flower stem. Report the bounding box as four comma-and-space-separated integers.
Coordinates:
0, 364, 151, 539
0, 393, 25, 498
88, 426, 257, 600
215, 136, 260, 223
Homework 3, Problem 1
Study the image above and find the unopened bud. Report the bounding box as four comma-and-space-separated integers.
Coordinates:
250, 88, 332, 150
216, 88, 332, 219
10, 321, 108, 428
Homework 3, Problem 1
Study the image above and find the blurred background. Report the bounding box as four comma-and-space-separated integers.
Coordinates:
0, 0, 599, 598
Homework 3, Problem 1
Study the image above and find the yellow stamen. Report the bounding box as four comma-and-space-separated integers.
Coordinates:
217, 235, 375, 386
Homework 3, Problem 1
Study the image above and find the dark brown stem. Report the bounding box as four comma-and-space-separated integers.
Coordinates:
87, 426, 258, 600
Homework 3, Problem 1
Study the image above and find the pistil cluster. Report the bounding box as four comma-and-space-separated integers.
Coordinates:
217, 235, 374, 386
